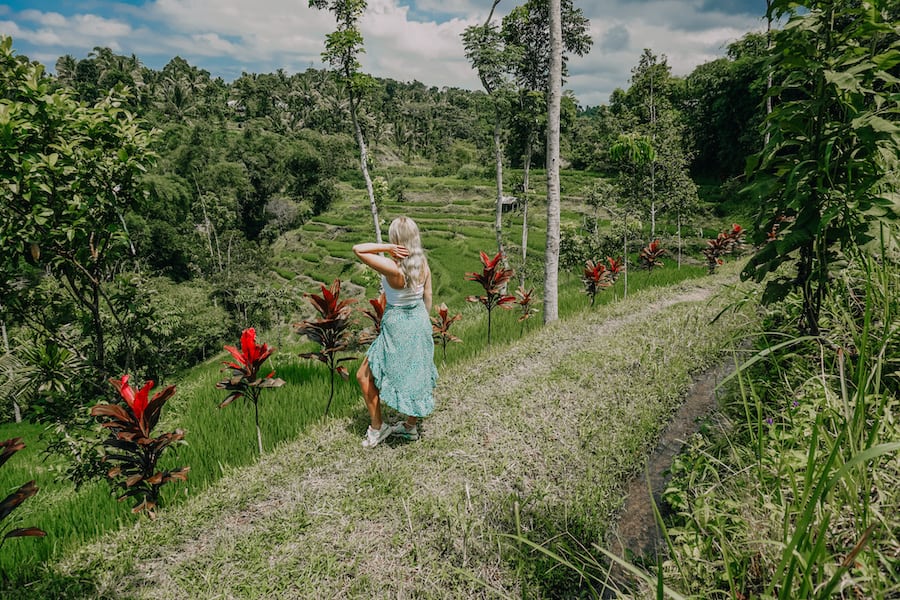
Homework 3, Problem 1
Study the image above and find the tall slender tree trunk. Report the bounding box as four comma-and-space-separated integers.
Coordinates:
520, 129, 536, 286
677, 211, 682, 268
1, 316, 19, 423
622, 217, 629, 299
543, 0, 562, 325
523, 128, 536, 193
350, 89, 382, 244
649, 71, 657, 239
493, 111, 506, 264
520, 197, 529, 287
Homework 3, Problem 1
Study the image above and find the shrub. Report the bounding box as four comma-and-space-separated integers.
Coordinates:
639, 239, 667, 271
431, 303, 462, 362
582, 260, 611, 306
465, 251, 516, 345
0, 438, 46, 550
295, 279, 356, 416
702, 224, 744, 274
216, 328, 286, 455
90, 376, 189, 517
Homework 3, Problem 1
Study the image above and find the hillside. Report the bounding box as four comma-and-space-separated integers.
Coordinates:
25, 272, 751, 599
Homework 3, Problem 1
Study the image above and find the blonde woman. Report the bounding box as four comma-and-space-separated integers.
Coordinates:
353, 217, 438, 448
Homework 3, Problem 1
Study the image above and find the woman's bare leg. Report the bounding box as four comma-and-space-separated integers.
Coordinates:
357, 358, 383, 429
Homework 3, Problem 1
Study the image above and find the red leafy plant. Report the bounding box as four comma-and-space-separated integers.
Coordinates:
639, 239, 667, 271
90, 376, 189, 517
0, 438, 46, 551
431, 303, 462, 362
465, 251, 516, 344
216, 328, 286, 454
514, 285, 539, 335
702, 224, 745, 274
605, 256, 624, 282
295, 279, 356, 416
358, 292, 386, 346
582, 259, 612, 306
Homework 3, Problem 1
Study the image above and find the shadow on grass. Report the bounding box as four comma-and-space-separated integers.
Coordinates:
1, 567, 107, 600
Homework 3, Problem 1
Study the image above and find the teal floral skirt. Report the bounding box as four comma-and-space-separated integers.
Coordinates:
367, 301, 438, 417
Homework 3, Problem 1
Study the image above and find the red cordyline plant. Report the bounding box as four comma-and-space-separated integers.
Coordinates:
0, 438, 46, 550
216, 328, 286, 455
466, 251, 516, 344
90, 375, 189, 517
431, 302, 462, 362
582, 259, 612, 306
702, 223, 745, 274
514, 285, 539, 336
358, 292, 386, 346
295, 279, 356, 416
606, 256, 624, 282
639, 239, 667, 271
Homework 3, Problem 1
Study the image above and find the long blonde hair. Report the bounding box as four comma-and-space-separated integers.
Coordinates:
389, 216, 427, 287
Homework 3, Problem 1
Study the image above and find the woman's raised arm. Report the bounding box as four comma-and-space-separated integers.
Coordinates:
353, 243, 407, 287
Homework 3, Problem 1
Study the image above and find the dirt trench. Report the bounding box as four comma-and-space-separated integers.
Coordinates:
605, 360, 736, 594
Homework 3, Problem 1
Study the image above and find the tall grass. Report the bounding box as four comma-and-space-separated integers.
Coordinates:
537, 247, 900, 598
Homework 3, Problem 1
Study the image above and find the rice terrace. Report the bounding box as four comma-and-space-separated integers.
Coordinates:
0, 0, 898, 598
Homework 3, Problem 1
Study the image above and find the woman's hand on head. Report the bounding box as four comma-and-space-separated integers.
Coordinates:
389, 245, 409, 260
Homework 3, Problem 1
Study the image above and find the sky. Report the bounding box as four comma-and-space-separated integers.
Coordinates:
0, 0, 769, 107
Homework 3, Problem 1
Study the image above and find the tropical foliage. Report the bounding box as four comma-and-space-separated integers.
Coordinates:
465, 251, 516, 344
741, 0, 900, 334
358, 292, 386, 346
638, 239, 667, 271
90, 375, 188, 516
295, 279, 356, 416
216, 328, 285, 454
581, 259, 611, 306
702, 224, 744, 274
0, 438, 45, 551
431, 303, 462, 362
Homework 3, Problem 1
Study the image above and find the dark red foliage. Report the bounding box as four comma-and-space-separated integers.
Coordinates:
465, 251, 515, 344
582, 259, 612, 306
606, 256, 624, 281
702, 224, 745, 274
0, 438, 46, 551
217, 328, 285, 409
431, 302, 462, 361
222, 327, 275, 383
359, 292, 386, 346
514, 286, 538, 323
295, 278, 356, 415
90, 378, 188, 517
639, 239, 667, 271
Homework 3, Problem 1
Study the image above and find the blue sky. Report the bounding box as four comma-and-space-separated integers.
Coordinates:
0, 0, 768, 107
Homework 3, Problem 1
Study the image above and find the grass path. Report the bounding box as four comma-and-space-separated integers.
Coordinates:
37, 275, 752, 599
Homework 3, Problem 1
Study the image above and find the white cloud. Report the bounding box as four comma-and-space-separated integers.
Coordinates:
3, 0, 767, 106
19, 10, 68, 27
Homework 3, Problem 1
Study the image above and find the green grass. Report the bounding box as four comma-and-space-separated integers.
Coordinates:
7, 271, 747, 598
0, 167, 720, 586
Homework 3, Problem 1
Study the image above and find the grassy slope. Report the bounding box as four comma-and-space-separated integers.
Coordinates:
23, 268, 753, 599
0, 168, 723, 584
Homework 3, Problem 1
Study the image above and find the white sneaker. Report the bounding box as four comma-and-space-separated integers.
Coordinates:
390, 421, 420, 441
362, 423, 391, 448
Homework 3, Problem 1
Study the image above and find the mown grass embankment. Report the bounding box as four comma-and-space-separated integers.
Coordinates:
11, 268, 753, 599
0, 168, 725, 588
0, 265, 707, 586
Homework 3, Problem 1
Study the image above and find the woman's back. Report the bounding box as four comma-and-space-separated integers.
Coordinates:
382, 275, 424, 307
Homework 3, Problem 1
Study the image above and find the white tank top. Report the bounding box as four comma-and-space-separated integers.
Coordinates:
382, 275, 424, 307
